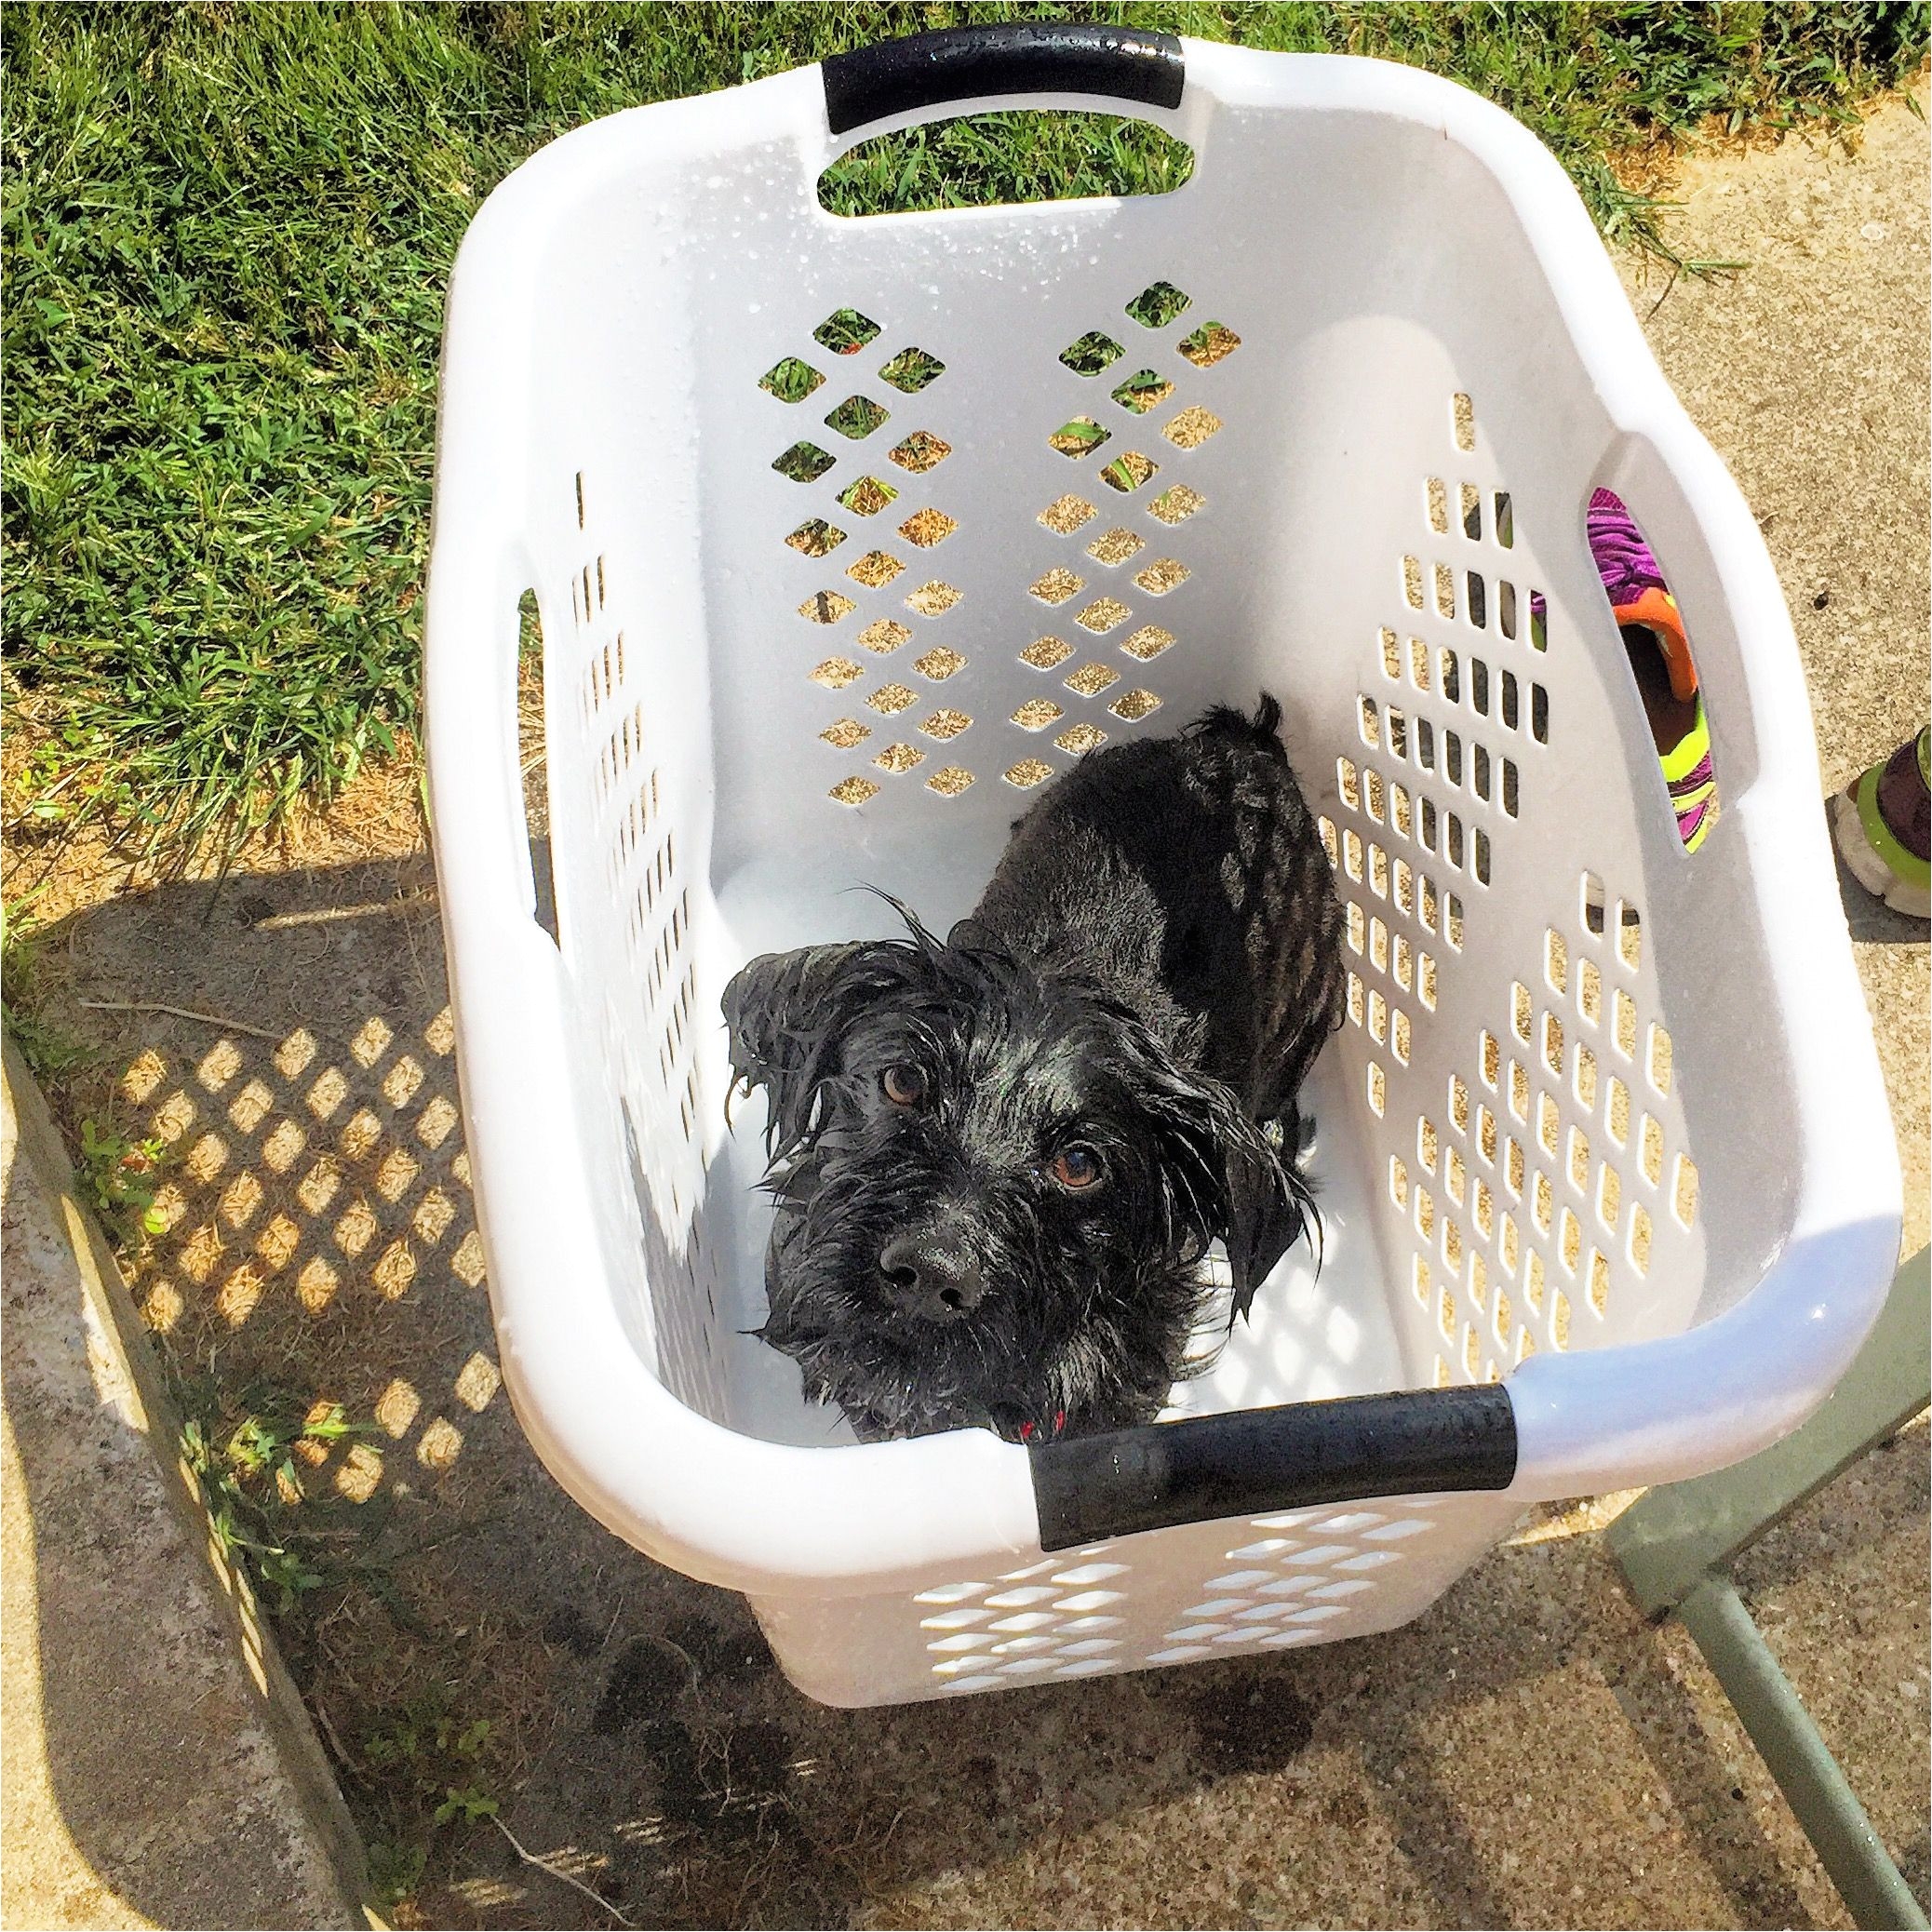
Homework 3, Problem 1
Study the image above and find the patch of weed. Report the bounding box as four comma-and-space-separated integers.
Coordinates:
74, 1116, 171, 1245
366, 1838, 430, 1919
176, 1376, 379, 1613
358, 1681, 503, 1917
166, 1365, 521, 1921
1, 887, 90, 1082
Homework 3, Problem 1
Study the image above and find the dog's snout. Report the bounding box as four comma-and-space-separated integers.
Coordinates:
879, 1229, 986, 1321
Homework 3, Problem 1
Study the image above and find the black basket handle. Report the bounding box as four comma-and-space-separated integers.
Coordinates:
823, 22, 1185, 138
1029, 1385, 1518, 1550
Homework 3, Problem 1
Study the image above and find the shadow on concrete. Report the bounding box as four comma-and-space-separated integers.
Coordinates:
2, 1042, 363, 1928
11, 854, 1922, 1930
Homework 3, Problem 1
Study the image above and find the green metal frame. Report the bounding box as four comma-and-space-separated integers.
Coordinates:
1609, 1247, 1930, 1931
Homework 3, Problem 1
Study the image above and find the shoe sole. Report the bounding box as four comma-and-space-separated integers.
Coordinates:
1832, 789, 1932, 919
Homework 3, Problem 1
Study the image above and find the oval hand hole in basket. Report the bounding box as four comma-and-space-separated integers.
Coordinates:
1587, 487, 1716, 853
819, 111, 1193, 214
517, 586, 559, 948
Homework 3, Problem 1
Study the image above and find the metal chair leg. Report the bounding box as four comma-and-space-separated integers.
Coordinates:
1610, 1248, 1929, 1930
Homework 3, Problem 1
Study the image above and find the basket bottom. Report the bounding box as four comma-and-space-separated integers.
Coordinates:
657, 856, 1419, 1445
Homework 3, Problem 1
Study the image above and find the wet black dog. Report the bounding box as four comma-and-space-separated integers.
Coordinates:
722, 696, 1345, 1442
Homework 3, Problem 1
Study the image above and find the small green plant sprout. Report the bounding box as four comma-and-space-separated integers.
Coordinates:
434, 1786, 500, 1827
226, 1398, 360, 1504
366, 1840, 428, 1914
75, 1118, 170, 1241
256, 1544, 326, 1613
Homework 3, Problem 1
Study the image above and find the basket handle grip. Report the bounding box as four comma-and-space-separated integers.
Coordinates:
1028, 1386, 1518, 1550
822, 23, 1184, 138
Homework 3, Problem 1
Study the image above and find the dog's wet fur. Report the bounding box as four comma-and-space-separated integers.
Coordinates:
722, 697, 1346, 1442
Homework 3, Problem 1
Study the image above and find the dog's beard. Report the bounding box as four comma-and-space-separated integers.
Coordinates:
757, 1148, 1212, 1444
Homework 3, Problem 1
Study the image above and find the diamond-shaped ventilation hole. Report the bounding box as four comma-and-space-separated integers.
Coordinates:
1065, 662, 1118, 696
1100, 451, 1159, 493
847, 550, 904, 588
912, 1580, 990, 1606
1057, 722, 1107, 755
812, 308, 879, 355
1134, 558, 1189, 596
927, 766, 973, 797
889, 431, 949, 473
905, 582, 960, 617
874, 742, 923, 774
856, 619, 911, 653
1022, 637, 1073, 670
1013, 698, 1064, 731
785, 519, 845, 558
913, 646, 966, 680
1178, 321, 1241, 367
828, 775, 879, 806
837, 476, 898, 517
1006, 758, 1054, 787
1053, 1563, 1128, 1585
899, 508, 956, 548
825, 395, 889, 440
1030, 568, 1084, 606
1164, 408, 1221, 449
1110, 689, 1161, 721
879, 347, 945, 393
866, 682, 917, 715
920, 709, 971, 741
1125, 281, 1191, 329
1121, 625, 1174, 660
1111, 369, 1173, 414
758, 357, 824, 402
1060, 330, 1123, 375
798, 590, 854, 624
820, 718, 869, 748
1051, 417, 1110, 459
773, 441, 834, 483
812, 657, 861, 689
1040, 495, 1099, 534
1076, 597, 1131, 634
1088, 527, 1144, 566
1147, 483, 1204, 524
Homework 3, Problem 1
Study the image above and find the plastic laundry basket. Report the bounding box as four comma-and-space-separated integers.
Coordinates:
424, 25, 1902, 1707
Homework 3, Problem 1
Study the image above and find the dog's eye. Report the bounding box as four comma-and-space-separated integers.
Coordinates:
1049, 1146, 1103, 1190
880, 1065, 927, 1107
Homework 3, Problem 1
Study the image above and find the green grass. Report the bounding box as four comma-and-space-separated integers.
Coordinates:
5, 1, 1925, 856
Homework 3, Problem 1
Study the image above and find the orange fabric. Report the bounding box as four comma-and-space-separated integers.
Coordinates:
1614, 585, 1699, 701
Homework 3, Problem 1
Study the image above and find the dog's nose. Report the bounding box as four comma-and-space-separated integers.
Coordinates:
879, 1229, 986, 1321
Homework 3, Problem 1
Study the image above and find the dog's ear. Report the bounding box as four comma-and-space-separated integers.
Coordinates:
1134, 1049, 1310, 1325
1218, 1114, 1311, 1324
721, 942, 902, 1161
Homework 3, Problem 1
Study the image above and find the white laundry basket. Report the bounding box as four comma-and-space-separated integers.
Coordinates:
424, 25, 1901, 1707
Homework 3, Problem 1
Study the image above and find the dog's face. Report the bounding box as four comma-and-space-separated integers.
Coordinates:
723, 924, 1304, 1442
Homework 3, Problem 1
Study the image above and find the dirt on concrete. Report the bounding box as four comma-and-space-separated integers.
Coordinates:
0, 88, 1924, 1932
